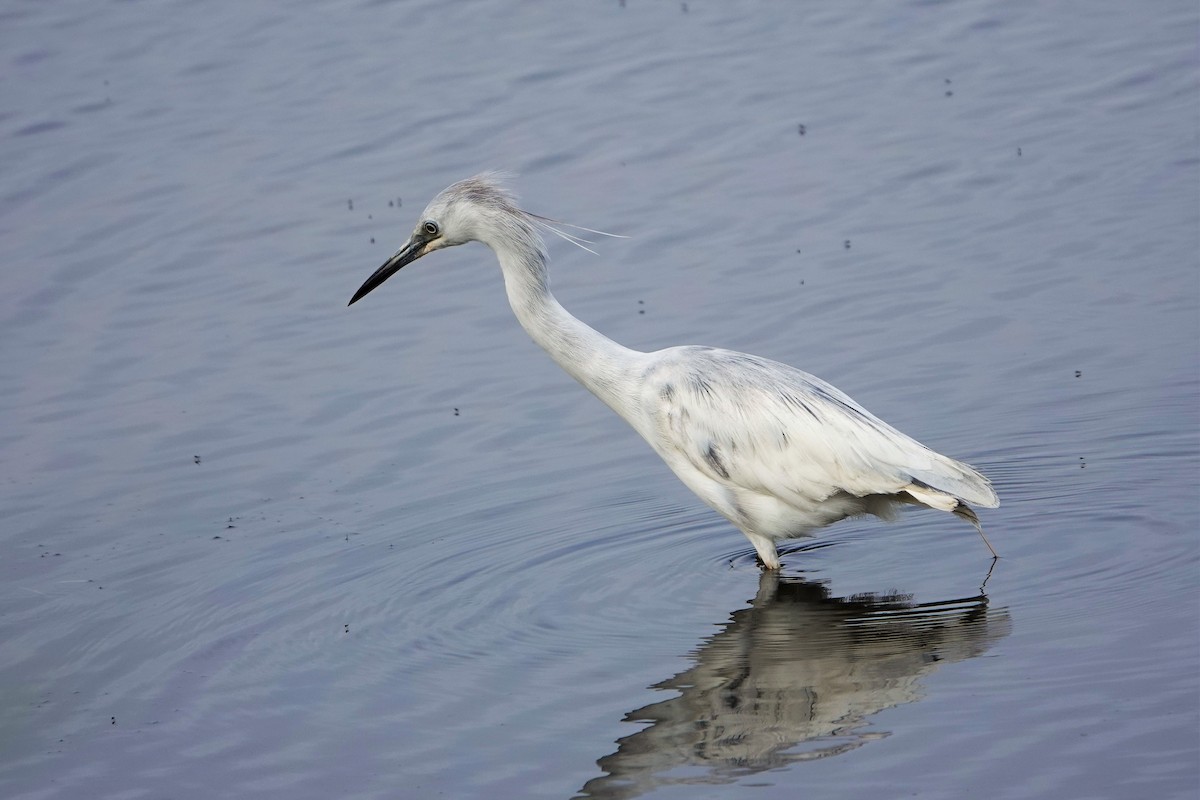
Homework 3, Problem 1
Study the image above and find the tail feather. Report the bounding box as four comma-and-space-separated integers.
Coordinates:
908, 454, 999, 509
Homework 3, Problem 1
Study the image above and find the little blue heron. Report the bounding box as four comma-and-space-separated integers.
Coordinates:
348, 174, 998, 568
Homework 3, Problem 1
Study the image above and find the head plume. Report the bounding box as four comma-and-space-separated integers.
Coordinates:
428, 172, 625, 256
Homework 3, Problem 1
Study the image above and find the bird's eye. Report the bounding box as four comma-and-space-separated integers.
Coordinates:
423, 221, 440, 236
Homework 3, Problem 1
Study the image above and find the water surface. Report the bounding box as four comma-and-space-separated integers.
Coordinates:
1, 1, 1196, 798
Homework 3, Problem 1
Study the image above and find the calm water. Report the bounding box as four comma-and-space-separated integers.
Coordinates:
2, 1, 1197, 798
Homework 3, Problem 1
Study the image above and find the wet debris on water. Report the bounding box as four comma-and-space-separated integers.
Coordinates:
193, 454, 201, 464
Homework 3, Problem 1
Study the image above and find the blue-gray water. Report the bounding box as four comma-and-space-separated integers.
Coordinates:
2, 1, 1197, 798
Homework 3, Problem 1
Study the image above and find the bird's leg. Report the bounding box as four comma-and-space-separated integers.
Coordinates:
745, 532, 781, 570
954, 503, 1000, 559
976, 526, 1000, 560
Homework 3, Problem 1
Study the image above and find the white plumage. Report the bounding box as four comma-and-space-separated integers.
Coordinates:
349, 174, 998, 568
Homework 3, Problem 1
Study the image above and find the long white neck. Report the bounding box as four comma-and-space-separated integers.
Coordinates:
489, 241, 645, 416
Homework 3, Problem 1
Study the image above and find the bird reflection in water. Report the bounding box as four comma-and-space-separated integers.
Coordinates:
576, 567, 1009, 799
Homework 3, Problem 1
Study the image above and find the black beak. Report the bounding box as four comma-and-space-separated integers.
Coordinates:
348, 236, 427, 306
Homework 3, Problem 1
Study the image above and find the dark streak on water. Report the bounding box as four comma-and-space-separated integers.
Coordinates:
1, 1, 1197, 799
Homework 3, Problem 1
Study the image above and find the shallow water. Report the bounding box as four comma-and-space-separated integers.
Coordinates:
1, 1, 1197, 798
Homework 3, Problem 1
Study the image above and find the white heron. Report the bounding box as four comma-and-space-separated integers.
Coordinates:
348, 174, 998, 568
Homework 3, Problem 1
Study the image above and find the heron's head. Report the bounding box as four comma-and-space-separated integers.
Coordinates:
348, 173, 540, 306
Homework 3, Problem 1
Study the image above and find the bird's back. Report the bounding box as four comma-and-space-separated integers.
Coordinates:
638, 346, 998, 515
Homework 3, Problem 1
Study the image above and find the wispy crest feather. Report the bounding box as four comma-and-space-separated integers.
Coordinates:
452, 172, 627, 255
524, 211, 629, 256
